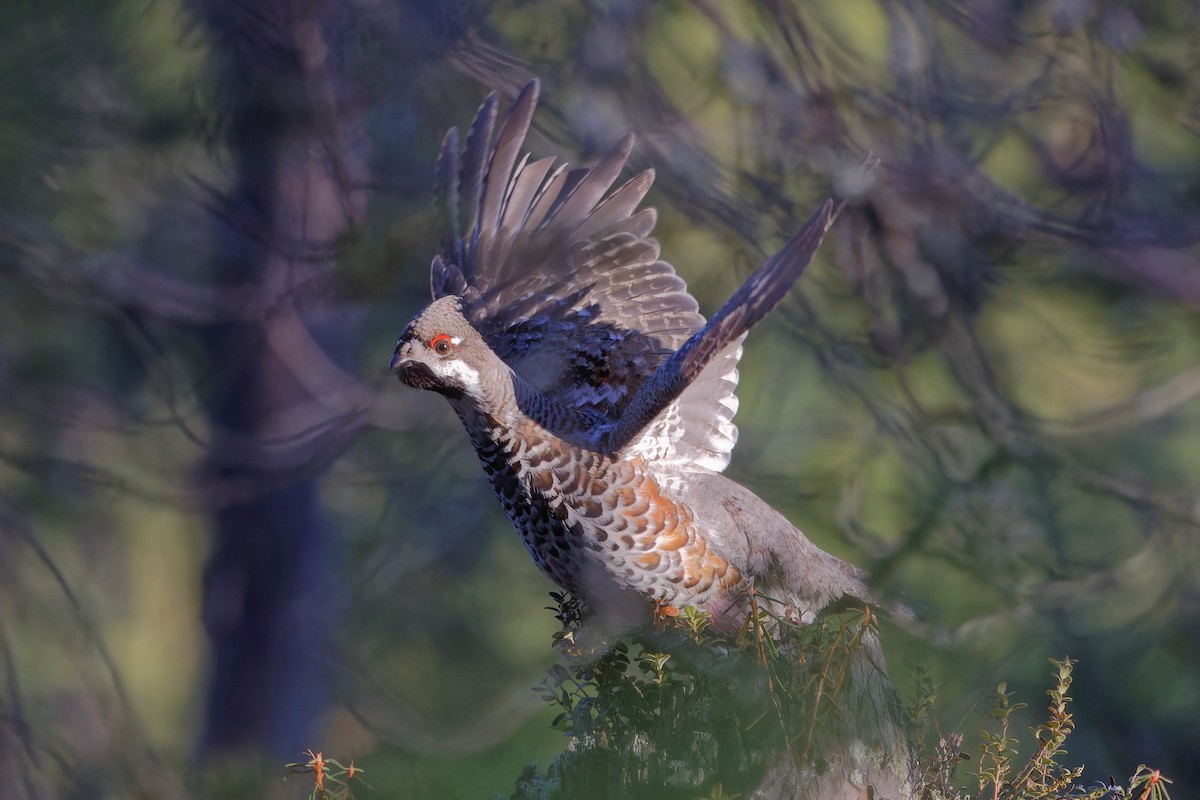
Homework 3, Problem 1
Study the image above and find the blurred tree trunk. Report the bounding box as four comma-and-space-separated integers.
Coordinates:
191, 0, 368, 755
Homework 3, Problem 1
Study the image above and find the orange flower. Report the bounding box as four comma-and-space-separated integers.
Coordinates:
1137, 769, 1161, 800
304, 749, 326, 791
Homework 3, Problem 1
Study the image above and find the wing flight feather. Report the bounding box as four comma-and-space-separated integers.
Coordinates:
430, 79, 842, 473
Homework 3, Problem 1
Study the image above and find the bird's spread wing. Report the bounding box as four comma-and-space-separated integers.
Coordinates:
601, 198, 843, 454
433, 80, 736, 459
432, 80, 843, 471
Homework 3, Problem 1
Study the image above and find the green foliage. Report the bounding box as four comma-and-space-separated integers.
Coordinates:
519, 592, 887, 798
913, 658, 1172, 800
977, 683, 1027, 797
525, 603, 1173, 800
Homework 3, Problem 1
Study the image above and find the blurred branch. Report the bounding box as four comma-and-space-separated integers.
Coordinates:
0, 497, 131, 709
0, 223, 321, 324
0, 495, 183, 799
1039, 365, 1200, 436
0, 624, 41, 800
340, 662, 546, 756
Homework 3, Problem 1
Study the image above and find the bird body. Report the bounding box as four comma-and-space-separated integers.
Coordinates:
389, 80, 913, 798
391, 80, 855, 625
396, 294, 750, 615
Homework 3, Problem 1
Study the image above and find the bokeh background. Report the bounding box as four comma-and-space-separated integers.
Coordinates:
1, 0, 1199, 797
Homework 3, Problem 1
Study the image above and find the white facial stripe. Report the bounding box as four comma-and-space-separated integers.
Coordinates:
434, 358, 481, 388
449, 336, 463, 345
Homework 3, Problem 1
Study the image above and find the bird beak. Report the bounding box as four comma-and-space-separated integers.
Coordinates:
389, 339, 415, 375
389, 342, 438, 390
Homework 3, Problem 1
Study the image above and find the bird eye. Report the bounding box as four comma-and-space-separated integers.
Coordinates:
430, 334, 453, 356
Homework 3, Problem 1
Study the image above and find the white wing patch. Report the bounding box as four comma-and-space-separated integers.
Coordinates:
627, 336, 744, 490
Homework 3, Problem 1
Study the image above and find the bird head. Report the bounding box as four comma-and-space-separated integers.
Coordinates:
389, 296, 490, 401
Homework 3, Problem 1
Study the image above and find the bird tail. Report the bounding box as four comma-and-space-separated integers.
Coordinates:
753, 621, 916, 800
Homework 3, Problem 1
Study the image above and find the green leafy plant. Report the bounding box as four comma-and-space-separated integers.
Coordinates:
914, 658, 1172, 800
524, 596, 1172, 800
977, 682, 1027, 798
522, 591, 889, 797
